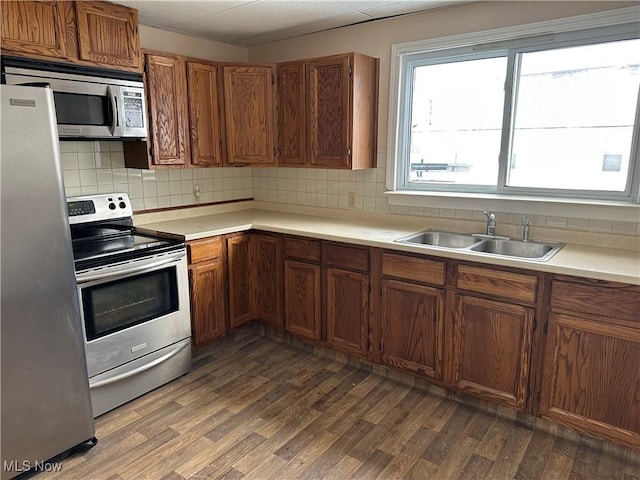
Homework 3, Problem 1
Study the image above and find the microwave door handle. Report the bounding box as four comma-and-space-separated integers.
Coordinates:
107, 85, 120, 135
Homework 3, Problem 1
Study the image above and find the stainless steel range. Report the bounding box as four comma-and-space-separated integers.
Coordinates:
67, 193, 191, 417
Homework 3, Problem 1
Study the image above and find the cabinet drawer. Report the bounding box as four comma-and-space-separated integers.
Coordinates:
324, 243, 369, 272
382, 252, 446, 286
188, 237, 222, 264
284, 237, 321, 262
456, 265, 537, 303
551, 280, 640, 326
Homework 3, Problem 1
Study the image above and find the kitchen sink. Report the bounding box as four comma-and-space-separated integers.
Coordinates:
395, 230, 564, 262
469, 238, 563, 261
396, 231, 481, 249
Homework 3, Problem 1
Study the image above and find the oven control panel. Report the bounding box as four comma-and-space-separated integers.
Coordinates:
67, 193, 133, 224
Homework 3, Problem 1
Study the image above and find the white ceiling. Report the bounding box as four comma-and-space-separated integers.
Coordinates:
114, 0, 467, 47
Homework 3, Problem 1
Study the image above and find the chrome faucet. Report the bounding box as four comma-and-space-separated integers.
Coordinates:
521, 217, 530, 242
483, 211, 496, 236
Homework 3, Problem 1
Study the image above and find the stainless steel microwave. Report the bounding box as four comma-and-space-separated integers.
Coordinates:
2, 56, 147, 140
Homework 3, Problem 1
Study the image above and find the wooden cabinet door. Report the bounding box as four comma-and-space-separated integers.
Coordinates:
145, 53, 190, 166
223, 65, 275, 165
326, 268, 369, 357
277, 62, 306, 166
1, 1, 67, 59
189, 259, 225, 346
186, 61, 223, 167
451, 294, 534, 409
284, 260, 321, 340
228, 235, 254, 328
382, 279, 444, 380
75, 1, 140, 69
540, 313, 640, 450
254, 234, 283, 329
308, 55, 351, 168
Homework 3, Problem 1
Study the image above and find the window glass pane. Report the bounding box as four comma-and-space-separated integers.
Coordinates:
408, 56, 507, 186
508, 39, 640, 191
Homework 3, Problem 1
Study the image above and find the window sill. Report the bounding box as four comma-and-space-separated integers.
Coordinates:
385, 190, 640, 223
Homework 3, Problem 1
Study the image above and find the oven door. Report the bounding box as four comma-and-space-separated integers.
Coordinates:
76, 250, 191, 378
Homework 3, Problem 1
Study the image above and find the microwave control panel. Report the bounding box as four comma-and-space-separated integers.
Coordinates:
123, 91, 144, 128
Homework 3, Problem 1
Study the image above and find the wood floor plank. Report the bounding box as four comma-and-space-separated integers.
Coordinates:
43, 332, 636, 480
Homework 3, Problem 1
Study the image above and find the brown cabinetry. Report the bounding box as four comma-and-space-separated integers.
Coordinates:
222, 65, 276, 166
540, 277, 640, 450
1, 1, 67, 59
126, 54, 224, 169
276, 53, 379, 169
186, 60, 223, 167
143, 52, 190, 167
227, 232, 283, 329
450, 265, 538, 409
380, 252, 446, 380
451, 294, 534, 409
1, 1, 141, 72
74, 1, 140, 69
324, 244, 370, 357
284, 238, 322, 340
187, 237, 226, 346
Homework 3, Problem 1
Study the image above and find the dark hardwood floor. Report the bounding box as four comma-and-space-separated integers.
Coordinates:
44, 330, 639, 480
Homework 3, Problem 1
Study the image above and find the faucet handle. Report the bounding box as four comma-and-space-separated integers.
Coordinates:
521, 216, 530, 242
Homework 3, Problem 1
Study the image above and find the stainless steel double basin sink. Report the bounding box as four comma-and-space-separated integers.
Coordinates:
395, 230, 564, 262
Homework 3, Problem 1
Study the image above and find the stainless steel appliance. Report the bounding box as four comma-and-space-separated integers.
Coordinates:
1, 85, 96, 480
68, 193, 191, 417
2, 56, 147, 140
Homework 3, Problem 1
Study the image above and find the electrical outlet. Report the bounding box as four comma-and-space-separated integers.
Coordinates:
348, 192, 356, 208
193, 184, 201, 203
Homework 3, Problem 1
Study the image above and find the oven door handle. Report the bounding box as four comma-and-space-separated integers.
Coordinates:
76, 251, 185, 283
90, 339, 190, 389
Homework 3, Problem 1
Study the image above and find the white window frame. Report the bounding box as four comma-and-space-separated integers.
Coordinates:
386, 7, 640, 221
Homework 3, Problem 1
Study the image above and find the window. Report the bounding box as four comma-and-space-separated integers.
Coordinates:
393, 18, 640, 202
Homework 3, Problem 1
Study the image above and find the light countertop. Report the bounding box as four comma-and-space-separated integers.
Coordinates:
136, 207, 640, 285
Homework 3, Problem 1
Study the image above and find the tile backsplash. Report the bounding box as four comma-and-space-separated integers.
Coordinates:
58, 142, 639, 236
59, 141, 252, 211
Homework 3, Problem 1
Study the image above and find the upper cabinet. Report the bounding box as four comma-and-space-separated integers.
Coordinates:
1, 1, 141, 72
277, 52, 379, 170
144, 52, 190, 167
74, 1, 140, 69
186, 61, 223, 167
1, 1, 68, 59
222, 65, 276, 166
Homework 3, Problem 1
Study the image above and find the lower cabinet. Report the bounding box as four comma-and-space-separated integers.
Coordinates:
187, 237, 226, 346
282, 238, 370, 357
540, 277, 640, 450
228, 232, 283, 329
381, 279, 444, 380
451, 294, 534, 409
284, 259, 321, 340
326, 267, 369, 357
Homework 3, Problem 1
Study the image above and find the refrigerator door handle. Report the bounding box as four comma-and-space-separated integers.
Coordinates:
89, 339, 190, 389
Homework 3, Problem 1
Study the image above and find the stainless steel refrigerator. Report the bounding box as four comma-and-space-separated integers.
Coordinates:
1, 85, 96, 480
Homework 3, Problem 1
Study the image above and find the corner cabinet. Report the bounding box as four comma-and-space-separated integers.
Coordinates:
277, 53, 379, 169
187, 237, 226, 346
227, 232, 283, 330
222, 65, 276, 166
450, 265, 537, 409
1, 0, 141, 72
540, 276, 640, 450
